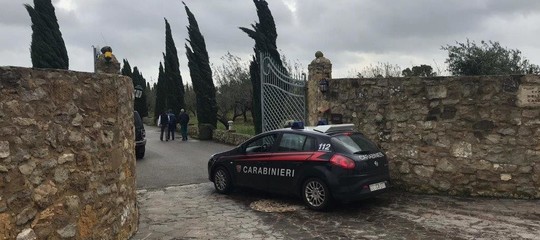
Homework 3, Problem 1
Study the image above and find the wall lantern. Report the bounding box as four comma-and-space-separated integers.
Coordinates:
134, 85, 143, 99
319, 79, 329, 93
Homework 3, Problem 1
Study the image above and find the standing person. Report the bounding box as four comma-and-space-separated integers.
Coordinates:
158, 111, 169, 141
178, 109, 190, 141
167, 109, 177, 141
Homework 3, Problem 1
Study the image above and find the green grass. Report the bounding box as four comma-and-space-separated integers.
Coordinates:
216, 121, 255, 136
190, 116, 255, 136
145, 113, 256, 136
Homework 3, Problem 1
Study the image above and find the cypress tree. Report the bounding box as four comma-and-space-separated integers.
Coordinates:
163, 18, 185, 115
183, 2, 217, 127
146, 82, 154, 116
132, 67, 149, 117
122, 60, 149, 117
25, 0, 69, 69
155, 62, 167, 119
121, 59, 133, 78
240, 0, 285, 133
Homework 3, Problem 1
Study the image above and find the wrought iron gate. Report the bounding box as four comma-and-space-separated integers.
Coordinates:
260, 52, 306, 132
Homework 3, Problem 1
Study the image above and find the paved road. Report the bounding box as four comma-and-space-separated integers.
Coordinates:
132, 125, 540, 240
132, 183, 540, 240
135, 125, 233, 189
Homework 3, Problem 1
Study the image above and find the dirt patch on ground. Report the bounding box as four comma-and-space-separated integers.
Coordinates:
249, 199, 302, 213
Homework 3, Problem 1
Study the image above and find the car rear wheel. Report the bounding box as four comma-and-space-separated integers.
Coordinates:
213, 167, 232, 194
302, 178, 331, 210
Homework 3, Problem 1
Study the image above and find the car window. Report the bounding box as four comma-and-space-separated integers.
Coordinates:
245, 134, 277, 153
303, 137, 317, 151
278, 133, 317, 152
332, 133, 379, 153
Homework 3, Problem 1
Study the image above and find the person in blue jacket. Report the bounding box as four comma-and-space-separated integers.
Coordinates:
167, 109, 177, 141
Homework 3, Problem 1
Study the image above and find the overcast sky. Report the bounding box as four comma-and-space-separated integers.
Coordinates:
2, 0, 540, 84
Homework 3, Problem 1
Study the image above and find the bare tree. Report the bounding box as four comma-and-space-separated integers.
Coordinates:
280, 53, 306, 79
213, 52, 252, 128
358, 62, 402, 78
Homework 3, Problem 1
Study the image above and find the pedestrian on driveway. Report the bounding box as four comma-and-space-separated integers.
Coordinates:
158, 111, 169, 141
178, 109, 190, 141
167, 109, 177, 141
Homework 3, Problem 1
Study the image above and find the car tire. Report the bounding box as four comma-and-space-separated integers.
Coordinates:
136, 146, 145, 159
213, 167, 232, 194
302, 178, 332, 210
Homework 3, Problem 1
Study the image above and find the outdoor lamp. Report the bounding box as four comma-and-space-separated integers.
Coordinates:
319, 79, 329, 93
134, 85, 143, 99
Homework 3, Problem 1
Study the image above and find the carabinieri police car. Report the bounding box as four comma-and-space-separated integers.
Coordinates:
207, 122, 390, 210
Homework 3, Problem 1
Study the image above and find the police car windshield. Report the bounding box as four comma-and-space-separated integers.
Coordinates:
333, 133, 379, 153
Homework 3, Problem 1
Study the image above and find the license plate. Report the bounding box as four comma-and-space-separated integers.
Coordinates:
369, 182, 386, 192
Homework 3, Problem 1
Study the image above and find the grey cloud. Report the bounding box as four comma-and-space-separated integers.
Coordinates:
2, 0, 540, 83
0, 2, 32, 26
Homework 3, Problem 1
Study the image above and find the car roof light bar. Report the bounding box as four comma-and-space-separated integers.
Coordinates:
291, 121, 305, 129
313, 124, 355, 133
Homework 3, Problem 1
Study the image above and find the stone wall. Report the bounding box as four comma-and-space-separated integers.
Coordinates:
0, 67, 138, 239
188, 127, 251, 146
307, 55, 540, 199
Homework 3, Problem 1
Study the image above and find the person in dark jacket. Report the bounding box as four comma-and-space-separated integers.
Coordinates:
167, 109, 177, 140
178, 109, 190, 141
158, 111, 169, 141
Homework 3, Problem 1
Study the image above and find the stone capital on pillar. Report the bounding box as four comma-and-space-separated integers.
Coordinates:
308, 51, 332, 78
307, 51, 332, 126
95, 46, 121, 74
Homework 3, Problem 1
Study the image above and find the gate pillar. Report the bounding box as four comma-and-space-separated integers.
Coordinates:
307, 51, 332, 125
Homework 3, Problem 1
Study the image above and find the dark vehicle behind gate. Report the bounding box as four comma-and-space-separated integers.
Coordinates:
134, 111, 146, 159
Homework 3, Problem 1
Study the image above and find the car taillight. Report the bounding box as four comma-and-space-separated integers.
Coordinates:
330, 154, 355, 169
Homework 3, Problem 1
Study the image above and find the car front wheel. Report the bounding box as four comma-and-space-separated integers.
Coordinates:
302, 178, 332, 210
213, 167, 232, 194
